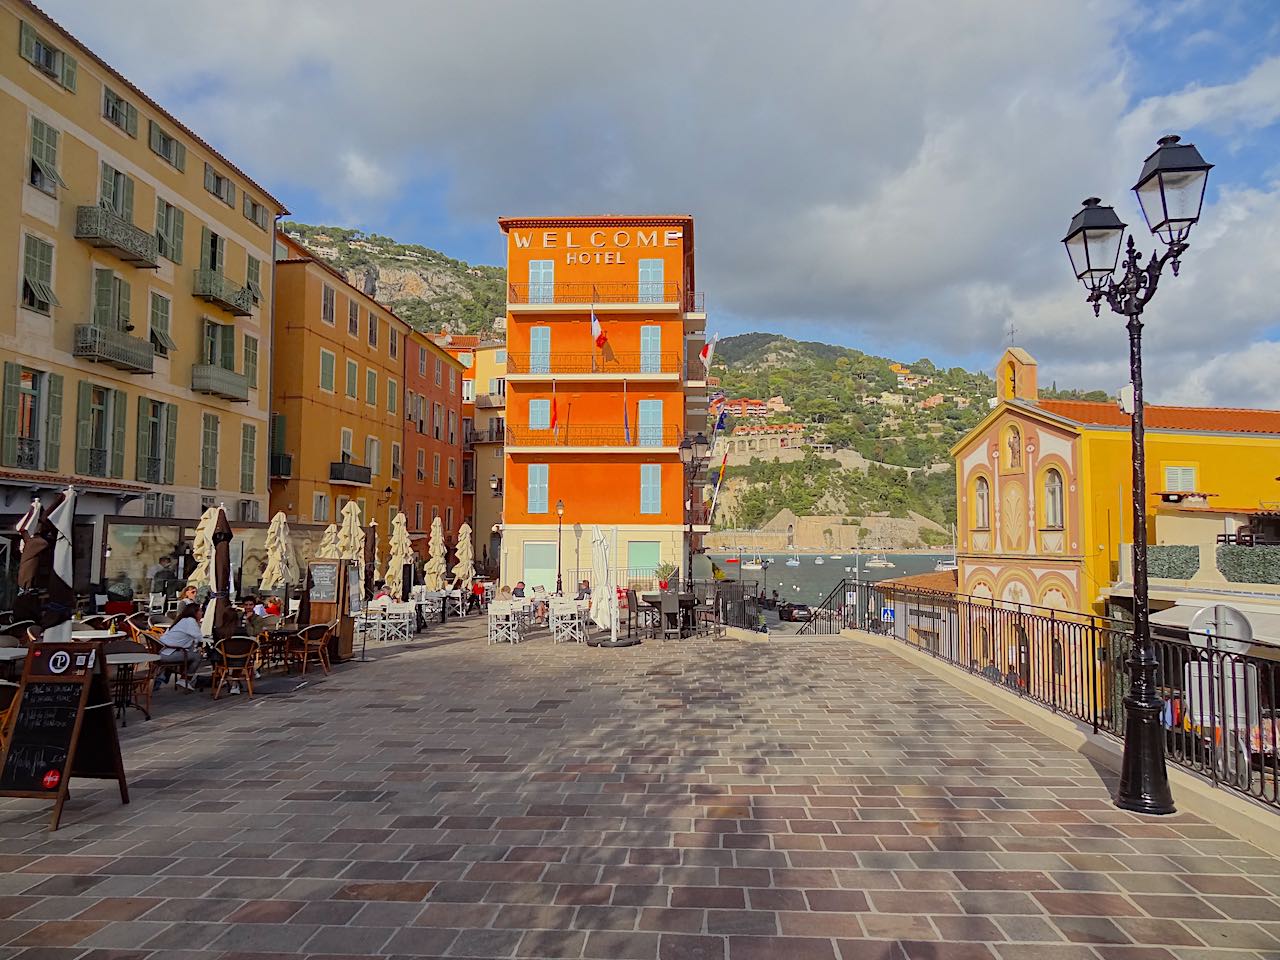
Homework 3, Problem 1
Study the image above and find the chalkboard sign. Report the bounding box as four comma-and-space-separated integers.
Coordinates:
309, 561, 339, 604
0, 643, 127, 830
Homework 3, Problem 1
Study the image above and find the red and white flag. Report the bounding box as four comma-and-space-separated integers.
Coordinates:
591, 311, 607, 348
699, 333, 718, 372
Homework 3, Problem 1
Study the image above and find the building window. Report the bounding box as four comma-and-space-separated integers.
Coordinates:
203, 161, 236, 207
143, 493, 175, 518
319, 349, 336, 392
348, 301, 359, 336
21, 235, 57, 314
200, 412, 219, 489
527, 464, 549, 512
200, 226, 226, 274
640, 464, 661, 514
149, 294, 175, 356
446, 506, 454, 530
1164, 465, 1197, 492
246, 256, 263, 303
449, 368, 456, 395
155, 199, 184, 264
448, 456, 457, 487
432, 452, 441, 485
637, 399, 664, 447
313, 492, 330, 522
391, 442, 401, 479
2, 364, 62, 472
242, 194, 270, 230
99, 162, 134, 221
433, 402, 442, 441
974, 476, 990, 530
366, 436, 380, 476
414, 502, 423, 529
388, 378, 398, 414
202, 319, 235, 370
389, 328, 398, 359
638, 258, 664, 302
419, 346, 427, 376
93, 269, 131, 330
1043, 469, 1064, 530
240, 423, 256, 494
345, 359, 358, 398
148, 120, 186, 170
416, 448, 426, 482
529, 398, 550, 431
489, 377, 506, 397
434, 357, 443, 386
243, 335, 259, 389
529, 326, 551, 374
448, 411, 457, 445
19, 20, 77, 88
458, 352, 473, 368
29, 118, 65, 195
528, 259, 554, 304
321, 284, 335, 325
365, 369, 377, 406
340, 428, 353, 460
135, 397, 175, 485
368, 314, 378, 349
640, 325, 662, 373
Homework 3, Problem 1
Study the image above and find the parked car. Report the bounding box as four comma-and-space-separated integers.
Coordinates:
778, 602, 814, 622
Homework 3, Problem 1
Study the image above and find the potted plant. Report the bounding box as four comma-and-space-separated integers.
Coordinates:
655, 562, 678, 591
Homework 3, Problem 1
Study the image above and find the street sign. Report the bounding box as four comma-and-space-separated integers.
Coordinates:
880, 606, 895, 623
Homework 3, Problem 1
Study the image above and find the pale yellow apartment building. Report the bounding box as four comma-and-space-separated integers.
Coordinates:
468, 341, 506, 574
0, 0, 286, 593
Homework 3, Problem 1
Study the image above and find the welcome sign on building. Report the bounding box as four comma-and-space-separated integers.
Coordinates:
509, 228, 684, 265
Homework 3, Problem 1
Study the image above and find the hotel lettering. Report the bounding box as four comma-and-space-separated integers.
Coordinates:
511, 228, 684, 265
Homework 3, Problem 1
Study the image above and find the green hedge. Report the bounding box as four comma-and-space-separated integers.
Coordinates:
1148, 545, 1199, 579
1217, 544, 1280, 584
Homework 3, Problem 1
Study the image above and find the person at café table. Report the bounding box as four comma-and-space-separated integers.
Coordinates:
497, 585, 513, 601
155, 603, 203, 690
264, 595, 283, 617
530, 585, 549, 623
512, 581, 526, 598
373, 581, 392, 601
575, 580, 591, 600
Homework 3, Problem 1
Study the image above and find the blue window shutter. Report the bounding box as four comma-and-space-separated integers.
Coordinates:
529, 399, 550, 430
640, 325, 661, 372
640, 464, 661, 514
528, 260, 554, 303
528, 464, 548, 513
638, 258, 664, 301
637, 399, 663, 447
530, 326, 551, 373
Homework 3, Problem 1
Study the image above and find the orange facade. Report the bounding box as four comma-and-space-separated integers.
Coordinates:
498, 216, 703, 588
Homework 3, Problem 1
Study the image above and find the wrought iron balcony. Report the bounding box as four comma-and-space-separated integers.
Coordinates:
86, 448, 108, 478
139, 457, 161, 484
191, 364, 249, 402
73, 324, 155, 374
508, 281, 683, 307
270, 453, 293, 478
330, 460, 372, 485
475, 392, 505, 409
15, 437, 39, 470
74, 205, 160, 268
505, 423, 682, 449
193, 269, 253, 316
506, 351, 681, 376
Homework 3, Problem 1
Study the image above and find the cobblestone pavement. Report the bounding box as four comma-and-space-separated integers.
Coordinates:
1, 626, 1279, 960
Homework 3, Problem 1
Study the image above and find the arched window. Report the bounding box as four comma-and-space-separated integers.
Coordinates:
974, 477, 991, 529
1006, 425, 1022, 469
1044, 469, 1064, 529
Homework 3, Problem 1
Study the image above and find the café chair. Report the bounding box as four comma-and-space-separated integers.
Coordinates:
549, 598, 585, 644
211, 636, 259, 699
0, 679, 20, 731
624, 589, 657, 639
287, 622, 332, 675
660, 592, 682, 642
487, 600, 521, 645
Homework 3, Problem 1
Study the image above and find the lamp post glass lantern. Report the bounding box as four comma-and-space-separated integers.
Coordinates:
1062, 134, 1211, 816
555, 499, 565, 596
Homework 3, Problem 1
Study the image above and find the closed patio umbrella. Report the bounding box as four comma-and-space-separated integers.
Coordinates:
386, 513, 414, 600
210, 507, 235, 641
423, 516, 446, 590
42, 487, 77, 643
451, 522, 475, 593
186, 506, 218, 592
336, 501, 364, 562
315, 523, 339, 559
259, 512, 297, 592
364, 520, 378, 600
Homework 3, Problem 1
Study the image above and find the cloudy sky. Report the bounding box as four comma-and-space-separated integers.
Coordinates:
48, 0, 1280, 405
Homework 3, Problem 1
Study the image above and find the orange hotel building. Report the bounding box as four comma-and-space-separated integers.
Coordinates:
497, 215, 709, 590
269, 231, 412, 533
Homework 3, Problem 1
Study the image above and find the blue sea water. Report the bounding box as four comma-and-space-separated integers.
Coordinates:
707, 552, 950, 607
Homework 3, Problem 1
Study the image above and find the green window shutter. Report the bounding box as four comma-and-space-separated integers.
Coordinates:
100, 161, 114, 208
19, 21, 35, 62
173, 141, 186, 172
199, 225, 211, 270
163, 403, 178, 484
110, 390, 127, 478
203, 162, 216, 194
1, 363, 19, 468
135, 397, 150, 480
75, 381, 91, 475
244, 335, 258, 387
60, 53, 76, 91
240, 423, 255, 493
154, 197, 167, 249
116, 279, 131, 328
226, 182, 236, 208
124, 102, 138, 137
121, 175, 134, 223
93, 269, 114, 327
172, 208, 184, 264
44, 372, 62, 472
214, 234, 225, 273
270, 413, 286, 455
148, 119, 161, 154
220, 325, 234, 370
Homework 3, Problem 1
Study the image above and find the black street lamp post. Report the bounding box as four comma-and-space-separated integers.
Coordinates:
679, 432, 710, 584
1063, 135, 1212, 815
555, 499, 565, 595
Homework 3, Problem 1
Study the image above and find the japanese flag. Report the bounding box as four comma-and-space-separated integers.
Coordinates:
699, 333, 718, 371
591, 311, 607, 348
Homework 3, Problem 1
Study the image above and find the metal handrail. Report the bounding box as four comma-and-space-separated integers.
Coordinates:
506, 351, 681, 375
506, 424, 682, 448
73, 324, 155, 374
508, 280, 682, 305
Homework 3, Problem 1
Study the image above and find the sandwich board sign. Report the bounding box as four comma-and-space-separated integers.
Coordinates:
0, 642, 128, 830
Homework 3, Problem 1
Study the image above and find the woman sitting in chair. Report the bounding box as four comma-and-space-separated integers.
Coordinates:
156, 603, 203, 690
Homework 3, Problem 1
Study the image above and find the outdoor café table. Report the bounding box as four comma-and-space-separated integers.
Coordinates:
69, 629, 120, 641
105, 651, 160, 725
640, 592, 697, 636
261, 626, 297, 671
0, 645, 25, 681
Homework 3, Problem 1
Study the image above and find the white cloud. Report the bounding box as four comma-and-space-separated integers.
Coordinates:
41, 0, 1280, 406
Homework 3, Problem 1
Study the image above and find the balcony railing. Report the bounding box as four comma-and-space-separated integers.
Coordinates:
330, 460, 372, 485
506, 424, 682, 449
475, 393, 505, 409
506, 351, 681, 376
191, 364, 249, 402
75, 205, 160, 268
269, 453, 293, 478
85, 448, 108, 478
508, 281, 683, 306
139, 457, 161, 485
73, 324, 155, 374
15, 437, 39, 470
685, 291, 705, 313
193, 269, 254, 316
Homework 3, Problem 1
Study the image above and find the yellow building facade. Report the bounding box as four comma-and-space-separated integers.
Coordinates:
468, 342, 506, 574
954, 348, 1280, 619
0, 0, 285, 589
269, 232, 411, 536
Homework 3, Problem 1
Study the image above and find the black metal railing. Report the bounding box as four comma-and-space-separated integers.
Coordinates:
506, 424, 682, 448
506, 351, 682, 375
15, 437, 39, 470
800, 578, 1280, 810
86, 448, 108, 477
139, 456, 161, 484
509, 281, 683, 306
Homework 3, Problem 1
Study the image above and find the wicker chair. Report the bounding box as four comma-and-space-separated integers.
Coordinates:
286, 622, 332, 675
211, 636, 259, 699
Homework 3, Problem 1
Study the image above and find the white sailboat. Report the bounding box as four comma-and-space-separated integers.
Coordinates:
813, 556, 825, 565
934, 524, 959, 572
742, 553, 764, 571
785, 554, 801, 567
865, 553, 895, 569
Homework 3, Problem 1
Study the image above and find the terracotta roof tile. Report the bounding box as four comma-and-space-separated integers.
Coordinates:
1035, 399, 1280, 435
878, 570, 958, 595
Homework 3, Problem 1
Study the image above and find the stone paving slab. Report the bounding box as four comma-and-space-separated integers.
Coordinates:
0, 625, 1277, 959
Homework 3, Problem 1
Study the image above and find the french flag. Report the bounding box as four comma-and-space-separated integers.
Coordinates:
591, 311, 607, 348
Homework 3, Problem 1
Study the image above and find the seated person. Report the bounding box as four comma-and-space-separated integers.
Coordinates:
512, 581, 526, 598
373, 580, 392, 601
530, 585, 549, 623
156, 603, 204, 689
575, 580, 591, 601
264, 595, 283, 617
497, 585, 514, 602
